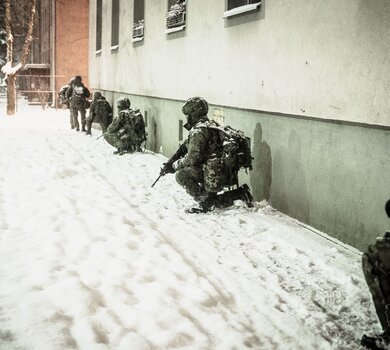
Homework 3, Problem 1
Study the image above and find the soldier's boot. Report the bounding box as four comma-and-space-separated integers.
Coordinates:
241, 184, 254, 207
185, 193, 217, 214
215, 184, 254, 209
361, 332, 390, 349
81, 124, 87, 132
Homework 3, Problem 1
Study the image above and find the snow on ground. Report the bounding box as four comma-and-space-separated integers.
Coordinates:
0, 107, 381, 349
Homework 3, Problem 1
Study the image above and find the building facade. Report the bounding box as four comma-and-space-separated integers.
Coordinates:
88, 0, 390, 250
15, 0, 90, 106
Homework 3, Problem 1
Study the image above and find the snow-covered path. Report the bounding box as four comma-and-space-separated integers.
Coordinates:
0, 109, 379, 349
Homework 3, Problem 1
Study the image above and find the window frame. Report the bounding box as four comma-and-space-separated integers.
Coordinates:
132, 0, 145, 42
96, 0, 102, 53
165, 0, 187, 34
111, 0, 120, 50
223, 0, 261, 19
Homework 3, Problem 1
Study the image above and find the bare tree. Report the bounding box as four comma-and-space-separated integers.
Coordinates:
1, 0, 37, 115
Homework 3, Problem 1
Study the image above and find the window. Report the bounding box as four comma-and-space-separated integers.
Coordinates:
96, 0, 102, 52
224, 0, 261, 18
166, 0, 186, 33
111, 0, 120, 49
132, 0, 145, 42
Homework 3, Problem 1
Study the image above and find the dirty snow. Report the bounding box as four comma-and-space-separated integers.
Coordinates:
0, 107, 380, 349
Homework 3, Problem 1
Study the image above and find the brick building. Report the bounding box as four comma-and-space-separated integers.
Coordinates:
17, 0, 89, 106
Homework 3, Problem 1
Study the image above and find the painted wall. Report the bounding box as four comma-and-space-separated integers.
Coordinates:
90, 0, 390, 127
88, 1, 390, 249
56, 0, 90, 93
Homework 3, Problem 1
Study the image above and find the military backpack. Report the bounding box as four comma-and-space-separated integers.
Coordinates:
200, 121, 253, 191
96, 99, 112, 124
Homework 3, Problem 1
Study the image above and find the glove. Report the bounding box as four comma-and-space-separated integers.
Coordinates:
163, 162, 175, 174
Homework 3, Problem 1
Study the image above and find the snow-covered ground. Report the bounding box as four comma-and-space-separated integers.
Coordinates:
0, 107, 380, 349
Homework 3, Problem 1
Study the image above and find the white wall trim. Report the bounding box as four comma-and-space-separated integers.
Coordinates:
131, 37, 144, 43
223, 2, 261, 18
165, 25, 185, 34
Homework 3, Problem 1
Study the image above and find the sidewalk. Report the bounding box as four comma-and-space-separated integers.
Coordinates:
0, 108, 378, 349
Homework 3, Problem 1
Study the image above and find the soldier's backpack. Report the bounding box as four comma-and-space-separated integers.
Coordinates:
58, 85, 69, 103
201, 121, 253, 191
207, 121, 252, 171
96, 99, 112, 124
131, 109, 147, 143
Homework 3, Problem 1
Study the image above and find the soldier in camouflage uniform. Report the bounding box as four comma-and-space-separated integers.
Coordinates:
58, 78, 75, 129
86, 92, 113, 135
361, 200, 390, 349
165, 97, 253, 213
65, 75, 90, 132
103, 97, 137, 155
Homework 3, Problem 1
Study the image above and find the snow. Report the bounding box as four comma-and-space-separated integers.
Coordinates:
0, 107, 381, 349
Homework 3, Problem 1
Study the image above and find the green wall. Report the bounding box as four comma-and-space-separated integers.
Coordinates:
99, 91, 390, 251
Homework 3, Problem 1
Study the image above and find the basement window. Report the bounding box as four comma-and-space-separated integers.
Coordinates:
223, 0, 261, 18
132, 0, 145, 42
165, 0, 186, 34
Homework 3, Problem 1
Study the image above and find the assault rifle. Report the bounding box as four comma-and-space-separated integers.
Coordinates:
151, 142, 187, 188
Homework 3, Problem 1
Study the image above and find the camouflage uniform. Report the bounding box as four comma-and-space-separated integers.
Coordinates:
174, 117, 222, 205
128, 109, 147, 151
361, 200, 390, 349
66, 76, 90, 132
103, 97, 137, 154
58, 79, 74, 129
172, 97, 253, 212
87, 92, 113, 134
363, 234, 390, 332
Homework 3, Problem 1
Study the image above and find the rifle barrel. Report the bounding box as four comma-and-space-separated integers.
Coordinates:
151, 174, 162, 188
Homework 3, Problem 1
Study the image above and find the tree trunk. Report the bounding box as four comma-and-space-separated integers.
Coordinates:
2, 0, 37, 115
6, 75, 16, 115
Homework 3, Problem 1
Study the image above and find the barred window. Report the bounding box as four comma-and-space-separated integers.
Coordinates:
111, 0, 120, 48
132, 0, 145, 41
166, 0, 186, 32
96, 0, 102, 52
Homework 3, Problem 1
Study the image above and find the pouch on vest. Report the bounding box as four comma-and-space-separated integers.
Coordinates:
203, 156, 226, 192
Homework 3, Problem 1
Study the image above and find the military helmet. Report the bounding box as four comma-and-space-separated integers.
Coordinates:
182, 97, 208, 118
117, 97, 131, 110
94, 91, 102, 100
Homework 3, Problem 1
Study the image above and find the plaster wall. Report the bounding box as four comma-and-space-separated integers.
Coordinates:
89, 0, 390, 127
95, 92, 390, 251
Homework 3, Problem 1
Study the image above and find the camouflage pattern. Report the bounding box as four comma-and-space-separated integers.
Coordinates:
174, 117, 224, 205
66, 81, 90, 131
58, 83, 74, 128
128, 110, 147, 151
104, 109, 137, 153
87, 95, 113, 134
363, 233, 390, 332
203, 156, 227, 192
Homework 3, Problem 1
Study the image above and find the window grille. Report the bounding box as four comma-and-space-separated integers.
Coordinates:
133, 20, 144, 39
133, 0, 145, 41
166, 1, 186, 29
